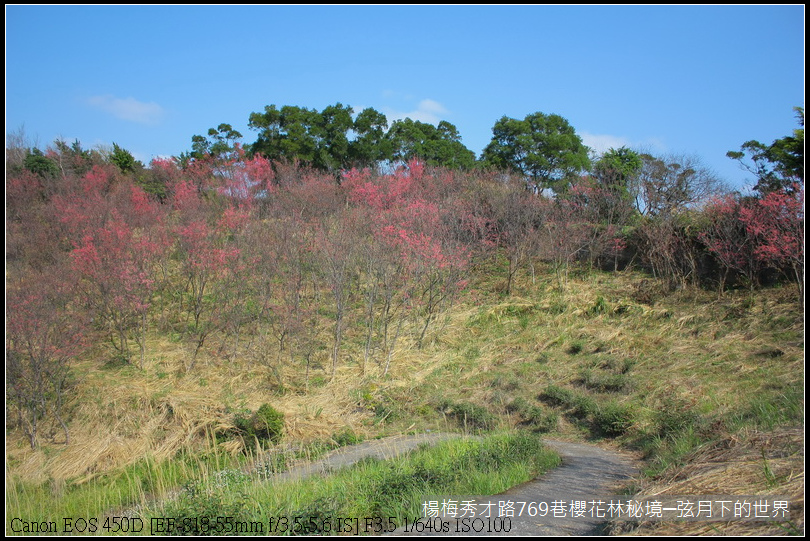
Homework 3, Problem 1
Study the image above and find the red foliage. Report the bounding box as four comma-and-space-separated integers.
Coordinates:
69, 207, 169, 365
7, 271, 86, 369
342, 159, 428, 211
7, 270, 87, 447
150, 156, 181, 177
177, 220, 239, 276
52, 173, 109, 241
740, 185, 804, 301
701, 186, 803, 298
6, 169, 45, 216
171, 179, 203, 213
80, 165, 113, 195
175, 216, 244, 367
240, 150, 275, 195
739, 186, 804, 268
700, 195, 759, 288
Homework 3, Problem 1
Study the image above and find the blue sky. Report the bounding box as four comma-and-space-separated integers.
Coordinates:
6, 5, 804, 191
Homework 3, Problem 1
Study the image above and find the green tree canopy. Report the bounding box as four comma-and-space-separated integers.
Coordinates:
248, 103, 356, 173
386, 118, 476, 169
727, 106, 804, 195
185, 123, 244, 164
481, 112, 591, 194
109, 142, 139, 173
249, 104, 316, 164
50, 138, 103, 177
592, 147, 642, 198
348, 107, 393, 168
23, 148, 60, 179
247, 103, 476, 172
315, 103, 354, 172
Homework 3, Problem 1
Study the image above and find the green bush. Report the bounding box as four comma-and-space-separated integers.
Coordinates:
507, 396, 529, 413
508, 397, 558, 433
589, 295, 608, 315
159, 480, 251, 535
254, 403, 285, 444
571, 394, 598, 417
593, 401, 635, 437
523, 405, 558, 433
655, 401, 703, 438
332, 427, 363, 447
540, 384, 575, 406
541, 385, 596, 418
438, 400, 496, 432
224, 403, 285, 452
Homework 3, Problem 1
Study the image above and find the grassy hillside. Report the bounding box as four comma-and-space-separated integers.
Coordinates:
6, 261, 804, 534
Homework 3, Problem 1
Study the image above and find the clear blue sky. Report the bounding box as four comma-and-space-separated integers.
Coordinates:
6, 5, 804, 191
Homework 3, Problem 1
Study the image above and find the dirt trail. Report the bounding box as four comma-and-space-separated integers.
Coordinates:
255, 432, 639, 536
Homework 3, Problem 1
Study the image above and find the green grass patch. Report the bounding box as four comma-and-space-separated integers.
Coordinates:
5, 448, 247, 532
437, 400, 497, 432
507, 397, 559, 433
640, 426, 708, 477
142, 433, 560, 534
727, 381, 804, 431
540, 385, 597, 418
592, 401, 636, 437
579, 369, 634, 393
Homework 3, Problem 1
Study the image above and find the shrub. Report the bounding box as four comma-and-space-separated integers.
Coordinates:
540, 384, 575, 406
567, 341, 584, 355
508, 397, 558, 433
332, 427, 363, 447
160, 480, 251, 535
593, 401, 635, 437
655, 402, 703, 438
438, 400, 496, 432
254, 403, 285, 444
571, 394, 598, 417
224, 404, 285, 452
522, 406, 558, 433
589, 295, 608, 315
541, 385, 596, 418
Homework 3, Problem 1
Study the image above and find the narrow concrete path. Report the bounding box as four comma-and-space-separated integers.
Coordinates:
390, 438, 639, 536
431, 440, 639, 536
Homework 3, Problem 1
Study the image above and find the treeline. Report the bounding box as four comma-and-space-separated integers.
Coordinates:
178, 105, 591, 194
182, 105, 478, 174
5, 107, 803, 449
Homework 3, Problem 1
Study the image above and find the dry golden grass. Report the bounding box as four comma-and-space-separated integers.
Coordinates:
616, 426, 804, 536
5, 264, 803, 538
6, 302, 463, 482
